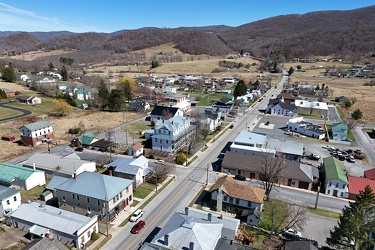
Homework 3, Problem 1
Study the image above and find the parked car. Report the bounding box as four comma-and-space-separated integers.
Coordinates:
284, 228, 302, 237
129, 209, 143, 222
234, 175, 246, 181
354, 149, 362, 154
229, 124, 234, 129
265, 121, 270, 126
308, 154, 321, 160
131, 220, 145, 234
354, 154, 365, 160
347, 156, 356, 163
338, 155, 346, 161
156, 160, 165, 165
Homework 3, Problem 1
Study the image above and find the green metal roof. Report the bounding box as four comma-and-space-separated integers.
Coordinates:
323, 157, 348, 183
77, 131, 95, 145
22, 120, 52, 131
0, 163, 42, 183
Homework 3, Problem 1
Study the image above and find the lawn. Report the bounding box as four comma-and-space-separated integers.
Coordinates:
244, 226, 269, 249
133, 182, 156, 199
336, 105, 346, 120
308, 207, 341, 219
9, 96, 58, 116
0, 107, 22, 119
20, 179, 50, 202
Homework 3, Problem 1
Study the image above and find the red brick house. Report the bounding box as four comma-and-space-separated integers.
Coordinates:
20, 120, 54, 146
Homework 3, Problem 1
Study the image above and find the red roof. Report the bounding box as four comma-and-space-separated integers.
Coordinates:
132, 143, 143, 151
364, 168, 375, 180
348, 176, 375, 195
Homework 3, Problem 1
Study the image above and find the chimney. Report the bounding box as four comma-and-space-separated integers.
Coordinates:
189, 242, 194, 250
109, 170, 112, 176
162, 119, 164, 123
208, 213, 212, 222
73, 173, 77, 179
33, 163, 36, 170
164, 234, 169, 246
185, 207, 189, 215
171, 120, 174, 125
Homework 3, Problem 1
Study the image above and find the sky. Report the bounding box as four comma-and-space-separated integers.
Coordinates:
0, 1, 374, 33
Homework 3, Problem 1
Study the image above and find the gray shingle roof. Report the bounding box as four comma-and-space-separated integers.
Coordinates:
0, 185, 19, 201
55, 172, 133, 200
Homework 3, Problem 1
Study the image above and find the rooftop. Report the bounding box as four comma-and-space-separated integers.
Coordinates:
233, 130, 267, 147
0, 162, 43, 183
20, 120, 52, 131
323, 157, 348, 183
0, 185, 19, 201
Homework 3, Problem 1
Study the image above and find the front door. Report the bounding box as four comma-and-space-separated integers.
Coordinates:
333, 190, 338, 197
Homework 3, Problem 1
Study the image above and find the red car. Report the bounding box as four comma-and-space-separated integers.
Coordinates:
131, 220, 145, 234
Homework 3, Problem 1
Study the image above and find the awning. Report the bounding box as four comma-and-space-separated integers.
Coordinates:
29, 224, 49, 237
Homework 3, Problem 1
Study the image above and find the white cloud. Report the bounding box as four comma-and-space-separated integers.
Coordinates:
0, 2, 102, 32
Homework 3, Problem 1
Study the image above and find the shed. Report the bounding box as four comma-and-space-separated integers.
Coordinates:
40, 190, 53, 201
1, 135, 15, 141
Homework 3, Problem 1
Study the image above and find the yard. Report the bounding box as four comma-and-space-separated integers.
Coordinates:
133, 182, 156, 199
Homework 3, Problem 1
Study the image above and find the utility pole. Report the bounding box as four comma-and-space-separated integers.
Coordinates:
314, 186, 321, 209
206, 163, 209, 185
126, 130, 128, 145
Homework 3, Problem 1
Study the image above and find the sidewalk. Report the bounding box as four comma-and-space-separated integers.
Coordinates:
89, 175, 175, 249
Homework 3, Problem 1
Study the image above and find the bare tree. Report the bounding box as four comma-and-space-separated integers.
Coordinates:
151, 163, 175, 183
345, 118, 357, 131
258, 155, 286, 200
105, 129, 114, 140
161, 109, 173, 120
261, 199, 309, 236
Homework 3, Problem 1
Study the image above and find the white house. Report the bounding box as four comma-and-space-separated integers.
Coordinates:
37, 77, 55, 84
295, 99, 328, 116
203, 108, 222, 131
210, 176, 265, 225
270, 102, 297, 116
19, 120, 54, 146
322, 157, 349, 198
165, 86, 177, 93
108, 156, 152, 188
128, 142, 144, 157
11, 202, 98, 249
150, 106, 184, 121
147, 116, 196, 152
20, 74, 29, 82
22, 153, 97, 178
0, 163, 46, 190
0, 186, 21, 216
287, 117, 326, 139
230, 130, 275, 156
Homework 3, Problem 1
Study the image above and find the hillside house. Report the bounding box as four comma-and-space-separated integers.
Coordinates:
20, 120, 54, 146
16, 96, 42, 105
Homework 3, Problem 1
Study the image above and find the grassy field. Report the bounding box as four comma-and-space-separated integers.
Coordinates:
308, 207, 341, 219
0, 107, 22, 119
133, 182, 156, 199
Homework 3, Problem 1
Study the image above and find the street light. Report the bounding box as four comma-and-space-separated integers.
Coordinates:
314, 185, 321, 209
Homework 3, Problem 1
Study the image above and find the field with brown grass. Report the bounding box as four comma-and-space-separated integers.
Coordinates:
0, 110, 144, 162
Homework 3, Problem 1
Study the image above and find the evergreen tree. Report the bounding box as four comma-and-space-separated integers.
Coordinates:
48, 62, 55, 71
151, 61, 159, 68
60, 66, 68, 81
121, 80, 133, 102
0, 89, 8, 99
1, 63, 17, 82
352, 109, 363, 120
233, 80, 247, 98
98, 80, 109, 110
108, 89, 124, 112
329, 186, 375, 249
288, 67, 294, 76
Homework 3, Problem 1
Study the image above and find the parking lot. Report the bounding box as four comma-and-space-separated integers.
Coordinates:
252, 114, 371, 177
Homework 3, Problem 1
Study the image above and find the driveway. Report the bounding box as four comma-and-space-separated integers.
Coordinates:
0, 225, 30, 249
327, 105, 341, 123
0, 101, 31, 121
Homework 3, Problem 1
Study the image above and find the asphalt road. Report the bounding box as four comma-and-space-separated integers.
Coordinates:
0, 101, 31, 121
327, 105, 341, 124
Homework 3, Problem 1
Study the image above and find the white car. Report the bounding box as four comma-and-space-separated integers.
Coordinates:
347, 156, 356, 163
156, 160, 165, 165
129, 209, 143, 222
284, 228, 302, 237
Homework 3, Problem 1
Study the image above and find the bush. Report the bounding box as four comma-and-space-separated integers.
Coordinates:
352, 109, 363, 120
91, 231, 100, 241
345, 101, 352, 108
176, 152, 187, 165
68, 128, 80, 134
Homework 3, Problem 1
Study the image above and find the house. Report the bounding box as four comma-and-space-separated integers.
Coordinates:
202, 108, 222, 131
0, 88, 16, 97
20, 74, 29, 82
71, 131, 98, 148
52, 172, 133, 221
36, 76, 55, 84
128, 101, 150, 111
347, 176, 375, 200
295, 100, 328, 116
332, 123, 348, 141
16, 96, 42, 105
10, 202, 98, 249
0, 162, 46, 190
0, 185, 21, 216
229, 130, 273, 156
267, 94, 296, 113
221, 151, 315, 190
267, 139, 304, 162
270, 102, 297, 116
142, 206, 239, 250
145, 116, 196, 152
287, 117, 326, 139
22, 237, 67, 250
22, 153, 97, 178
321, 157, 348, 198
150, 106, 184, 121
108, 156, 152, 188
364, 168, 375, 180
210, 176, 265, 225
20, 120, 54, 146
162, 92, 191, 112
128, 142, 144, 157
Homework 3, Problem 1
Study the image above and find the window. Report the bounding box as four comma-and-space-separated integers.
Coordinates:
72, 194, 75, 199
120, 192, 123, 198
335, 183, 339, 188
340, 192, 343, 197
87, 197, 90, 203
77, 195, 80, 201
88, 207, 91, 212
62, 196, 66, 202
248, 201, 252, 207
117, 194, 119, 200
223, 195, 227, 201
229, 197, 233, 203
235, 198, 239, 205
166, 140, 168, 143
327, 190, 330, 194
6, 200, 10, 205
81, 236, 85, 243
97, 200, 100, 206
329, 182, 332, 186
342, 184, 346, 189
129, 195, 132, 201
126, 187, 129, 192
155, 138, 158, 142
87, 230, 91, 238
14, 196, 17, 202
113, 198, 116, 204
